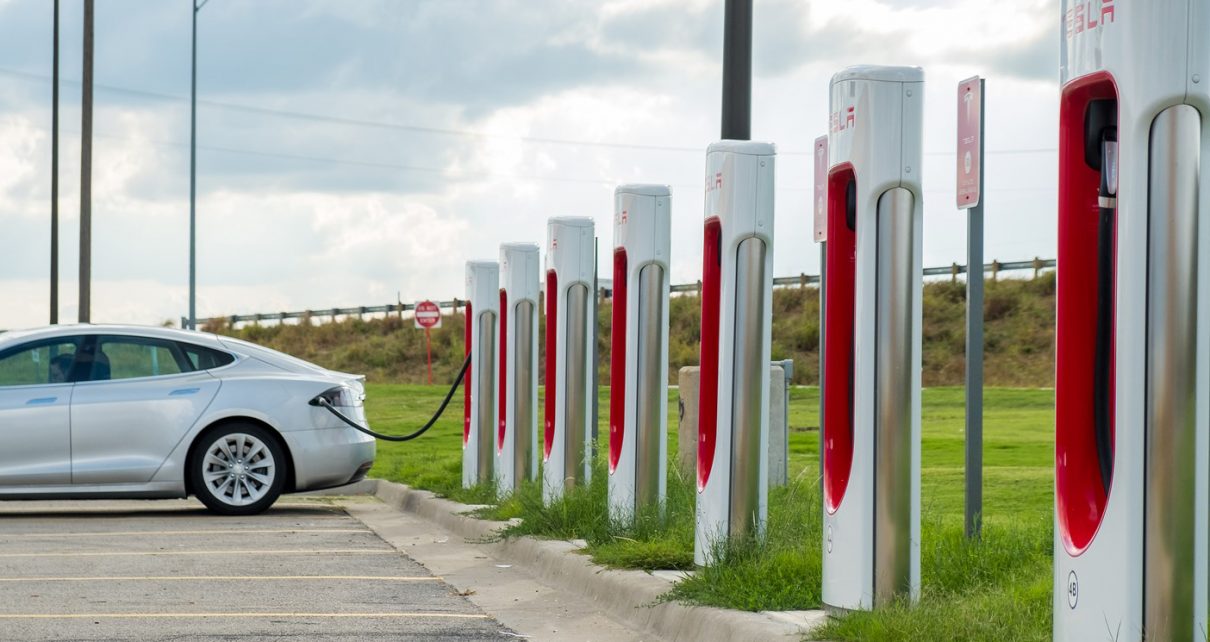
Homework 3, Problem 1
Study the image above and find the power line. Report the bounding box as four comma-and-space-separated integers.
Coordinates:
0, 67, 704, 154
10, 118, 1060, 195
0, 67, 1060, 158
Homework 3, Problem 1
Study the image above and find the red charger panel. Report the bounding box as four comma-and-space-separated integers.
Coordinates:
1056, 73, 1117, 554
698, 218, 722, 491
823, 165, 856, 514
609, 249, 628, 473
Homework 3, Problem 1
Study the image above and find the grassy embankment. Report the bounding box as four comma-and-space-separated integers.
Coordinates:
207, 272, 1057, 388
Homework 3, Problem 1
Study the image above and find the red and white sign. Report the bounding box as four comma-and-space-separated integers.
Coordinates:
813, 135, 829, 242
957, 76, 983, 209
413, 300, 442, 329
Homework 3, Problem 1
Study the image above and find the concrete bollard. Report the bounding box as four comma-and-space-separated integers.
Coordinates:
677, 367, 700, 479
769, 362, 790, 487
677, 364, 789, 486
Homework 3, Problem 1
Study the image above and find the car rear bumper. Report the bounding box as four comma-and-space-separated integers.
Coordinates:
283, 427, 376, 491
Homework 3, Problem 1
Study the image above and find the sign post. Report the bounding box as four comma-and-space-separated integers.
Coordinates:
414, 300, 442, 385
957, 76, 984, 540
813, 134, 828, 495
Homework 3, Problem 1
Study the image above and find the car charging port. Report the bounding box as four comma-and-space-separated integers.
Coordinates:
314, 354, 471, 442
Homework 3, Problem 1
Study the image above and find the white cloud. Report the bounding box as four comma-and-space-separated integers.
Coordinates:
0, 0, 1064, 330
0, 116, 43, 216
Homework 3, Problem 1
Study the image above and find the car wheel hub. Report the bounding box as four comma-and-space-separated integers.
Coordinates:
202, 433, 275, 507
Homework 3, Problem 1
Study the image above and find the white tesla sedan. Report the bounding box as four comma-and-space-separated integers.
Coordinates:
0, 325, 376, 515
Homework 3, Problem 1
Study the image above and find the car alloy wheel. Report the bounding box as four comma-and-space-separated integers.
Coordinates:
203, 432, 276, 507
191, 424, 286, 515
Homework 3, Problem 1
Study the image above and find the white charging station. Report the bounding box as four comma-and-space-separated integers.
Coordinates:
464, 260, 500, 488
543, 217, 596, 505
497, 243, 540, 496
694, 141, 775, 566
820, 65, 923, 610
608, 185, 671, 523
1055, 3, 1209, 638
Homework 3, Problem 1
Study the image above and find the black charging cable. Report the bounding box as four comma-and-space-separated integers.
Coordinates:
1092, 129, 1118, 495
315, 354, 471, 442
846, 179, 857, 443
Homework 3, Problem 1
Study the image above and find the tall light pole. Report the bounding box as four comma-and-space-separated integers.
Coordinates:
189, 0, 209, 330
79, 0, 93, 324
720, 0, 752, 140
50, 0, 59, 324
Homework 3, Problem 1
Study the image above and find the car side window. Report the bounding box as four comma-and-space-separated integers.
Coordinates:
0, 338, 83, 386
178, 343, 236, 371
90, 336, 197, 382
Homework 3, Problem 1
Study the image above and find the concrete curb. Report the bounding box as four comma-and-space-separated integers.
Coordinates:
357, 478, 818, 642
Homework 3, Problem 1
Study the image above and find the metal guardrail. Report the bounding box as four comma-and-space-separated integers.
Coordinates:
192, 257, 1055, 329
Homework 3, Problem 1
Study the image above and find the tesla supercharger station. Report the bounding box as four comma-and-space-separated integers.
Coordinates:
543, 217, 596, 505
821, 65, 923, 610
1055, 2, 1209, 639
608, 185, 671, 523
464, 260, 500, 488
497, 243, 540, 495
695, 141, 776, 566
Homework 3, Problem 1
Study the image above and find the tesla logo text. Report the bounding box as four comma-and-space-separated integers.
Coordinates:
830, 106, 855, 133
1066, 0, 1114, 38
616, 209, 628, 225
705, 172, 723, 194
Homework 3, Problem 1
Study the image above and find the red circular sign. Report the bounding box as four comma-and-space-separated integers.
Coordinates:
414, 300, 442, 329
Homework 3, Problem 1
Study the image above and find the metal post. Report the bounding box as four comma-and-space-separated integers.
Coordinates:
78, 0, 92, 324
720, 0, 752, 140
819, 242, 825, 495
189, 1, 198, 329
50, 0, 59, 324
591, 237, 600, 459
189, 0, 209, 330
965, 79, 986, 540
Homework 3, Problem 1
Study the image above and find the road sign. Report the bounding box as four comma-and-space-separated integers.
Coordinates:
814, 135, 828, 243
957, 76, 983, 209
414, 300, 442, 329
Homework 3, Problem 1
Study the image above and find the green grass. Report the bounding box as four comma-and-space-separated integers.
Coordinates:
363, 383, 1056, 641
814, 518, 1052, 642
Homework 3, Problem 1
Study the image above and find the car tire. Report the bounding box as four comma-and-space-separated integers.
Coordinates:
190, 423, 287, 516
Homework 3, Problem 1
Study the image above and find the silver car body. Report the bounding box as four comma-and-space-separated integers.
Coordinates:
0, 324, 375, 499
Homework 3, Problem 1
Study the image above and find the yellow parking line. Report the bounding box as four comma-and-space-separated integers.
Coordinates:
0, 549, 395, 559
6, 528, 373, 538
0, 612, 488, 620
0, 575, 441, 583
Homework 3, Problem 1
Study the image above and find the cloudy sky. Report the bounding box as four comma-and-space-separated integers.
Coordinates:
0, 0, 1058, 329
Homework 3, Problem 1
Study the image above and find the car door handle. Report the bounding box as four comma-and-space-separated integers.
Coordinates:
169, 388, 201, 397
26, 397, 57, 405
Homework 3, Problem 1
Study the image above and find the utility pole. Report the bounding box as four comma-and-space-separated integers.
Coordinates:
190, 0, 209, 330
50, 0, 59, 324
79, 0, 93, 323
720, 0, 752, 140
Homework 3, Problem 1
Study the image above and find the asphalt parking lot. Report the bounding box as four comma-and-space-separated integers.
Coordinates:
0, 498, 513, 642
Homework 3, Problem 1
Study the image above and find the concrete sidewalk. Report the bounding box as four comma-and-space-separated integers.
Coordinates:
330, 479, 826, 642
